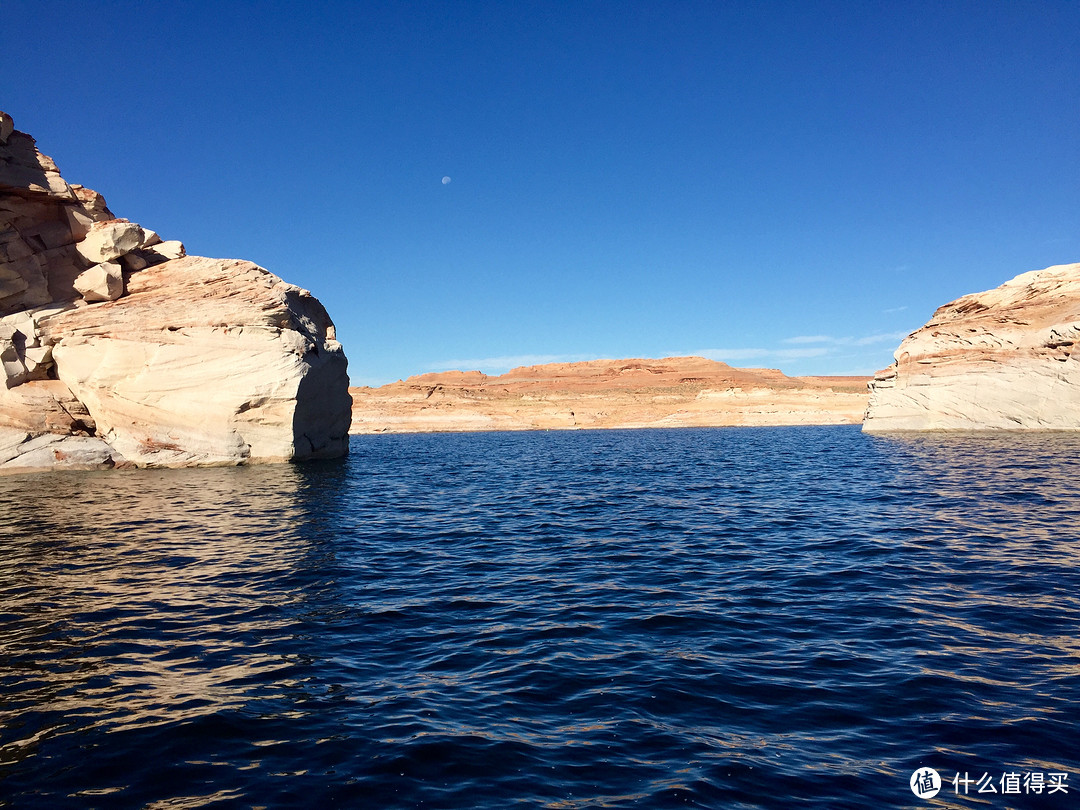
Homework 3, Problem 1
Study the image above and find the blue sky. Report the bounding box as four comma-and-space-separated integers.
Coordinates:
4, 1, 1077, 384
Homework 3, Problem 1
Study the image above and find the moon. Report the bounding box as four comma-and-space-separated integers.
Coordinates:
441, 176, 451, 185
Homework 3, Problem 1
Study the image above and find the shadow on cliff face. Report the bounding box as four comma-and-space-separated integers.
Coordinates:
284, 290, 353, 461
293, 356, 352, 460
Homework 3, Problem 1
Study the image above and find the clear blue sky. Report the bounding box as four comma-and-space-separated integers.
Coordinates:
4, 1, 1077, 384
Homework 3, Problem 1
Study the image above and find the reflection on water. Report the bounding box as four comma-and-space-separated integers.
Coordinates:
0, 462, 350, 805
0, 427, 1079, 808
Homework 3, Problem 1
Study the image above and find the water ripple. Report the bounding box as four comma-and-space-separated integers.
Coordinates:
1, 426, 1079, 807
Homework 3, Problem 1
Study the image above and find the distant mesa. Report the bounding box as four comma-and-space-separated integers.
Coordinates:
864, 262, 1080, 430
0, 111, 352, 472
350, 356, 870, 434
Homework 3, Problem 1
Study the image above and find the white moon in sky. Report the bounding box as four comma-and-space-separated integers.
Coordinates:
441, 176, 451, 185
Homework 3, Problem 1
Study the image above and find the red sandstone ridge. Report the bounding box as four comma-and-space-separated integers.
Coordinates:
350, 356, 870, 434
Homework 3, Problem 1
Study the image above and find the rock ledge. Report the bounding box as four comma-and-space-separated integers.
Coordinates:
0, 112, 351, 471
864, 262, 1080, 431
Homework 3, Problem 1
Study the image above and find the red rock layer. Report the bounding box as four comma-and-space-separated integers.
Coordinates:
351, 356, 869, 434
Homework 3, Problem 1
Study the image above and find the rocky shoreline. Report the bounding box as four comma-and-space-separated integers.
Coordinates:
3, 112, 1076, 472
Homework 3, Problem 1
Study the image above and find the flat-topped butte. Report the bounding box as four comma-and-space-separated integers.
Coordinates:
351, 356, 870, 433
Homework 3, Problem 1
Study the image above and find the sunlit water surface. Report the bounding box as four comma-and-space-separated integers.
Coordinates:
1, 426, 1079, 808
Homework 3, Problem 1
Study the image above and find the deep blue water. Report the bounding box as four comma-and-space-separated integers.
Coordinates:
1, 425, 1079, 809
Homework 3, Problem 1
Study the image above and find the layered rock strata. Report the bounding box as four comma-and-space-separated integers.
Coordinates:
0, 112, 350, 471
864, 262, 1080, 431
351, 356, 869, 433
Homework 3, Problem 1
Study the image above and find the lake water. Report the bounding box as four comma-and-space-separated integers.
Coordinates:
1, 426, 1079, 809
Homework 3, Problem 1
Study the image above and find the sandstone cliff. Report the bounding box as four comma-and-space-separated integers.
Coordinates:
864, 262, 1080, 431
0, 111, 351, 471
351, 357, 869, 433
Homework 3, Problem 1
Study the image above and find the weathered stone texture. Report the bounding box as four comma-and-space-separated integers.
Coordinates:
864, 262, 1080, 430
0, 111, 350, 470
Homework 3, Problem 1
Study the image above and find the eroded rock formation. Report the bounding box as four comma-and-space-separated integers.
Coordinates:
864, 262, 1080, 430
0, 111, 351, 471
351, 356, 869, 433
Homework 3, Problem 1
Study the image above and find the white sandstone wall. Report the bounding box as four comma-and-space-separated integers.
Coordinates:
0, 111, 351, 470
864, 263, 1080, 431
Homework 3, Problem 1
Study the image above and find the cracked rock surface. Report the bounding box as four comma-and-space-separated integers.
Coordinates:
0, 111, 351, 471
